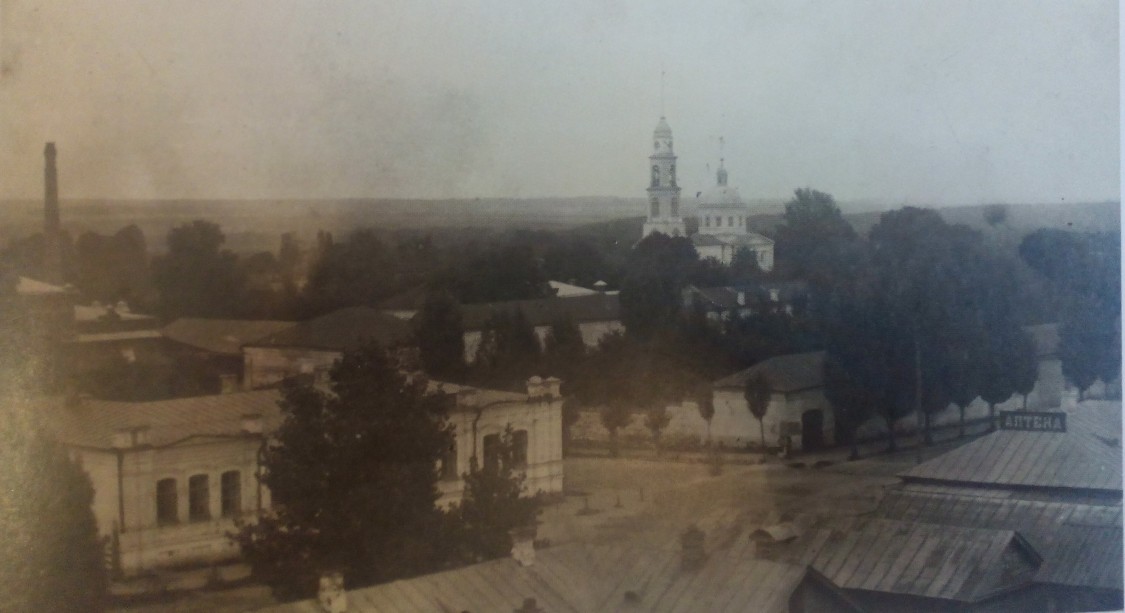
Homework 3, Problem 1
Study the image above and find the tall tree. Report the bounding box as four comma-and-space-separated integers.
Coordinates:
152, 220, 245, 319
744, 372, 771, 449
235, 344, 453, 600
0, 277, 108, 611
542, 314, 585, 380
619, 233, 698, 340
414, 289, 466, 379
471, 308, 542, 388
774, 188, 859, 286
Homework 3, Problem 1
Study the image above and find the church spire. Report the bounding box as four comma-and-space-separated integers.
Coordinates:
716, 136, 728, 186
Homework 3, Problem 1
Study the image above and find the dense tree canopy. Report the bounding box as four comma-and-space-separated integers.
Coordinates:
152, 220, 246, 319
236, 344, 454, 599
414, 289, 466, 379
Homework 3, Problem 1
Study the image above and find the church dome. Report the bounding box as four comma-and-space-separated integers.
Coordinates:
697, 162, 744, 209
653, 116, 672, 138
698, 184, 745, 208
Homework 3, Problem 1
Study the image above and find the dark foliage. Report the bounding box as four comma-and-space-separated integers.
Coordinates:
152, 220, 246, 319
235, 344, 453, 600
445, 426, 541, 563
414, 289, 466, 378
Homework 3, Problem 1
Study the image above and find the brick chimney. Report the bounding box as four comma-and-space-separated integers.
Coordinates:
43, 142, 62, 284
525, 376, 544, 400
318, 571, 346, 613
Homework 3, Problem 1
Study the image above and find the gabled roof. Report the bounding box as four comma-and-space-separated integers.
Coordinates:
163, 318, 296, 355
47, 390, 283, 449
787, 518, 1040, 603
458, 293, 620, 331
246, 307, 412, 352
713, 351, 826, 393
900, 405, 1123, 493
256, 542, 858, 613
878, 488, 1124, 591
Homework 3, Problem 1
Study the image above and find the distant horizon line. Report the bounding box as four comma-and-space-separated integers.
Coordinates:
0, 195, 1117, 211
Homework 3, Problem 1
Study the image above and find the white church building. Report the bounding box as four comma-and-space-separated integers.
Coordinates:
641, 116, 774, 271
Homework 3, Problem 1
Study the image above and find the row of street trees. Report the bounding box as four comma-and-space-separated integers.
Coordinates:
822, 207, 1039, 455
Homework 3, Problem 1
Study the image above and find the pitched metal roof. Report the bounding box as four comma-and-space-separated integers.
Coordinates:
164, 318, 296, 355
47, 390, 283, 449
457, 293, 620, 331
878, 488, 1123, 590
900, 406, 1123, 493
712, 351, 826, 393
256, 542, 840, 613
247, 307, 412, 352
786, 518, 1040, 603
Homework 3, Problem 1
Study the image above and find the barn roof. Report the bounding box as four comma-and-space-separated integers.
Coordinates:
786, 517, 1041, 603
457, 293, 620, 331
257, 542, 858, 613
899, 405, 1122, 493
712, 351, 826, 393
163, 318, 296, 355
878, 488, 1123, 591
246, 307, 412, 352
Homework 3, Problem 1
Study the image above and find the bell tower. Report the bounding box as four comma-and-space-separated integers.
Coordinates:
642, 117, 686, 238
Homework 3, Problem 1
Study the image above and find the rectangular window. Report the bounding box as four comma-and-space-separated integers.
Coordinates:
189, 474, 210, 521
482, 434, 500, 474
156, 478, 178, 526
221, 471, 241, 517
728, 216, 734, 227
440, 442, 458, 481
512, 430, 529, 469
704, 216, 710, 227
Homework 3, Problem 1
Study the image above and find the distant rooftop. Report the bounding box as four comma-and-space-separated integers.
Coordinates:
713, 351, 826, 393
458, 293, 620, 331
164, 318, 297, 355
247, 307, 412, 352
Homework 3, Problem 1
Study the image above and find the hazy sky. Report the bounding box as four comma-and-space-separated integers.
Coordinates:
0, 0, 1118, 204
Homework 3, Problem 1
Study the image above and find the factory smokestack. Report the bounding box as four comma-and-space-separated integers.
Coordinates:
43, 142, 62, 283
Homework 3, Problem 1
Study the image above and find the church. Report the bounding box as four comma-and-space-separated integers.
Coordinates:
641, 117, 774, 270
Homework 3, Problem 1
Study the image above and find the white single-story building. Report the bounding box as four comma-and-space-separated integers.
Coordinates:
45, 375, 563, 577
710, 351, 834, 451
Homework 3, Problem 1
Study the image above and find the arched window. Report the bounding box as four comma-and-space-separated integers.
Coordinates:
670, 195, 679, 216
651, 165, 660, 187
669, 164, 677, 187
650, 197, 659, 217
512, 430, 529, 468
221, 471, 241, 517
189, 474, 210, 521
156, 478, 178, 525
483, 433, 500, 474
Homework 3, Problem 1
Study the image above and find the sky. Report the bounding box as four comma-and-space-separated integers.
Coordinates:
0, 0, 1118, 205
